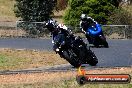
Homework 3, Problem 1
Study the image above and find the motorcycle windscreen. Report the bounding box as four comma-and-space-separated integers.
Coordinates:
86, 23, 102, 36
54, 34, 65, 44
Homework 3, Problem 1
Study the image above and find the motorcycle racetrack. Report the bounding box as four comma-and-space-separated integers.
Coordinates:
0, 38, 131, 74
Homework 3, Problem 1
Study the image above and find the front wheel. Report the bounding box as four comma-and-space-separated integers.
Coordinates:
99, 35, 109, 48
103, 41, 109, 48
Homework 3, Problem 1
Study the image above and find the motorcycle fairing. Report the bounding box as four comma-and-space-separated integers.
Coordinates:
86, 23, 102, 36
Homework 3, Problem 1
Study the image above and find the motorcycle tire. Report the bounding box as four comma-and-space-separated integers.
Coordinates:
86, 50, 98, 66
93, 42, 99, 48
103, 41, 109, 48
62, 50, 81, 68
100, 36, 109, 48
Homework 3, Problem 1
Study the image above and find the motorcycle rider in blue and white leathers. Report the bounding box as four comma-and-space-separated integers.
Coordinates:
80, 14, 97, 44
45, 19, 73, 57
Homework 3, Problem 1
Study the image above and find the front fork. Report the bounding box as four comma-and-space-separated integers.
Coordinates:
99, 34, 105, 40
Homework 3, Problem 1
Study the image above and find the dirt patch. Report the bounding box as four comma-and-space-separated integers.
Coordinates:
0, 29, 27, 37
106, 33, 125, 39
86, 67, 132, 74
0, 67, 132, 84
0, 71, 75, 84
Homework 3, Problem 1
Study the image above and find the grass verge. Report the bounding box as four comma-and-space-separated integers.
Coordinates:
0, 48, 67, 71
0, 0, 17, 21
0, 67, 131, 88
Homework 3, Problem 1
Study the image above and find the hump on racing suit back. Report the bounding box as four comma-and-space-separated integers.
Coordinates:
58, 24, 68, 30
87, 23, 102, 36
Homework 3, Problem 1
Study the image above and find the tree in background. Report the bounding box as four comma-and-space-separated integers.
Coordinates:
14, 0, 57, 21
109, 0, 122, 8
14, 0, 57, 37
64, 0, 116, 27
111, 5, 132, 38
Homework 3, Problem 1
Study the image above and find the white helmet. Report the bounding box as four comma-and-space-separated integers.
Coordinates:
80, 14, 87, 20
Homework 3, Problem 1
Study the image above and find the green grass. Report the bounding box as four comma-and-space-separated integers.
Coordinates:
0, 54, 31, 71
0, 55, 8, 64
0, 49, 67, 71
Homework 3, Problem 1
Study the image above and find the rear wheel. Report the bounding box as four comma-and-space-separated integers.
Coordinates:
62, 50, 81, 68
86, 50, 98, 66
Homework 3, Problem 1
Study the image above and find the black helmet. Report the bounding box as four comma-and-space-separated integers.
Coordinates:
45, 19, 57, 32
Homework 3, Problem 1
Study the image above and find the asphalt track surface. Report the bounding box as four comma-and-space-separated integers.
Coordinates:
0, 38, 132, 74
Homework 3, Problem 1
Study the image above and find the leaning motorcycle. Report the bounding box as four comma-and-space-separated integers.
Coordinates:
86, 23, 109, 48
53, 33, 98, 67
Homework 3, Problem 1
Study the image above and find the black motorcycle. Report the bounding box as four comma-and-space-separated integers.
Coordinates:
86, 23, 109, 48
53, 33, 98, 67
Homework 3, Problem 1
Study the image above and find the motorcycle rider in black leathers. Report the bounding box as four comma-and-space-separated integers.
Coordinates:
45, 19, 73, 58
80, 14, 97, 44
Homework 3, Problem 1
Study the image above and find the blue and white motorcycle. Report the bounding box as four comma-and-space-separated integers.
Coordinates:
86, 23, 109, 48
